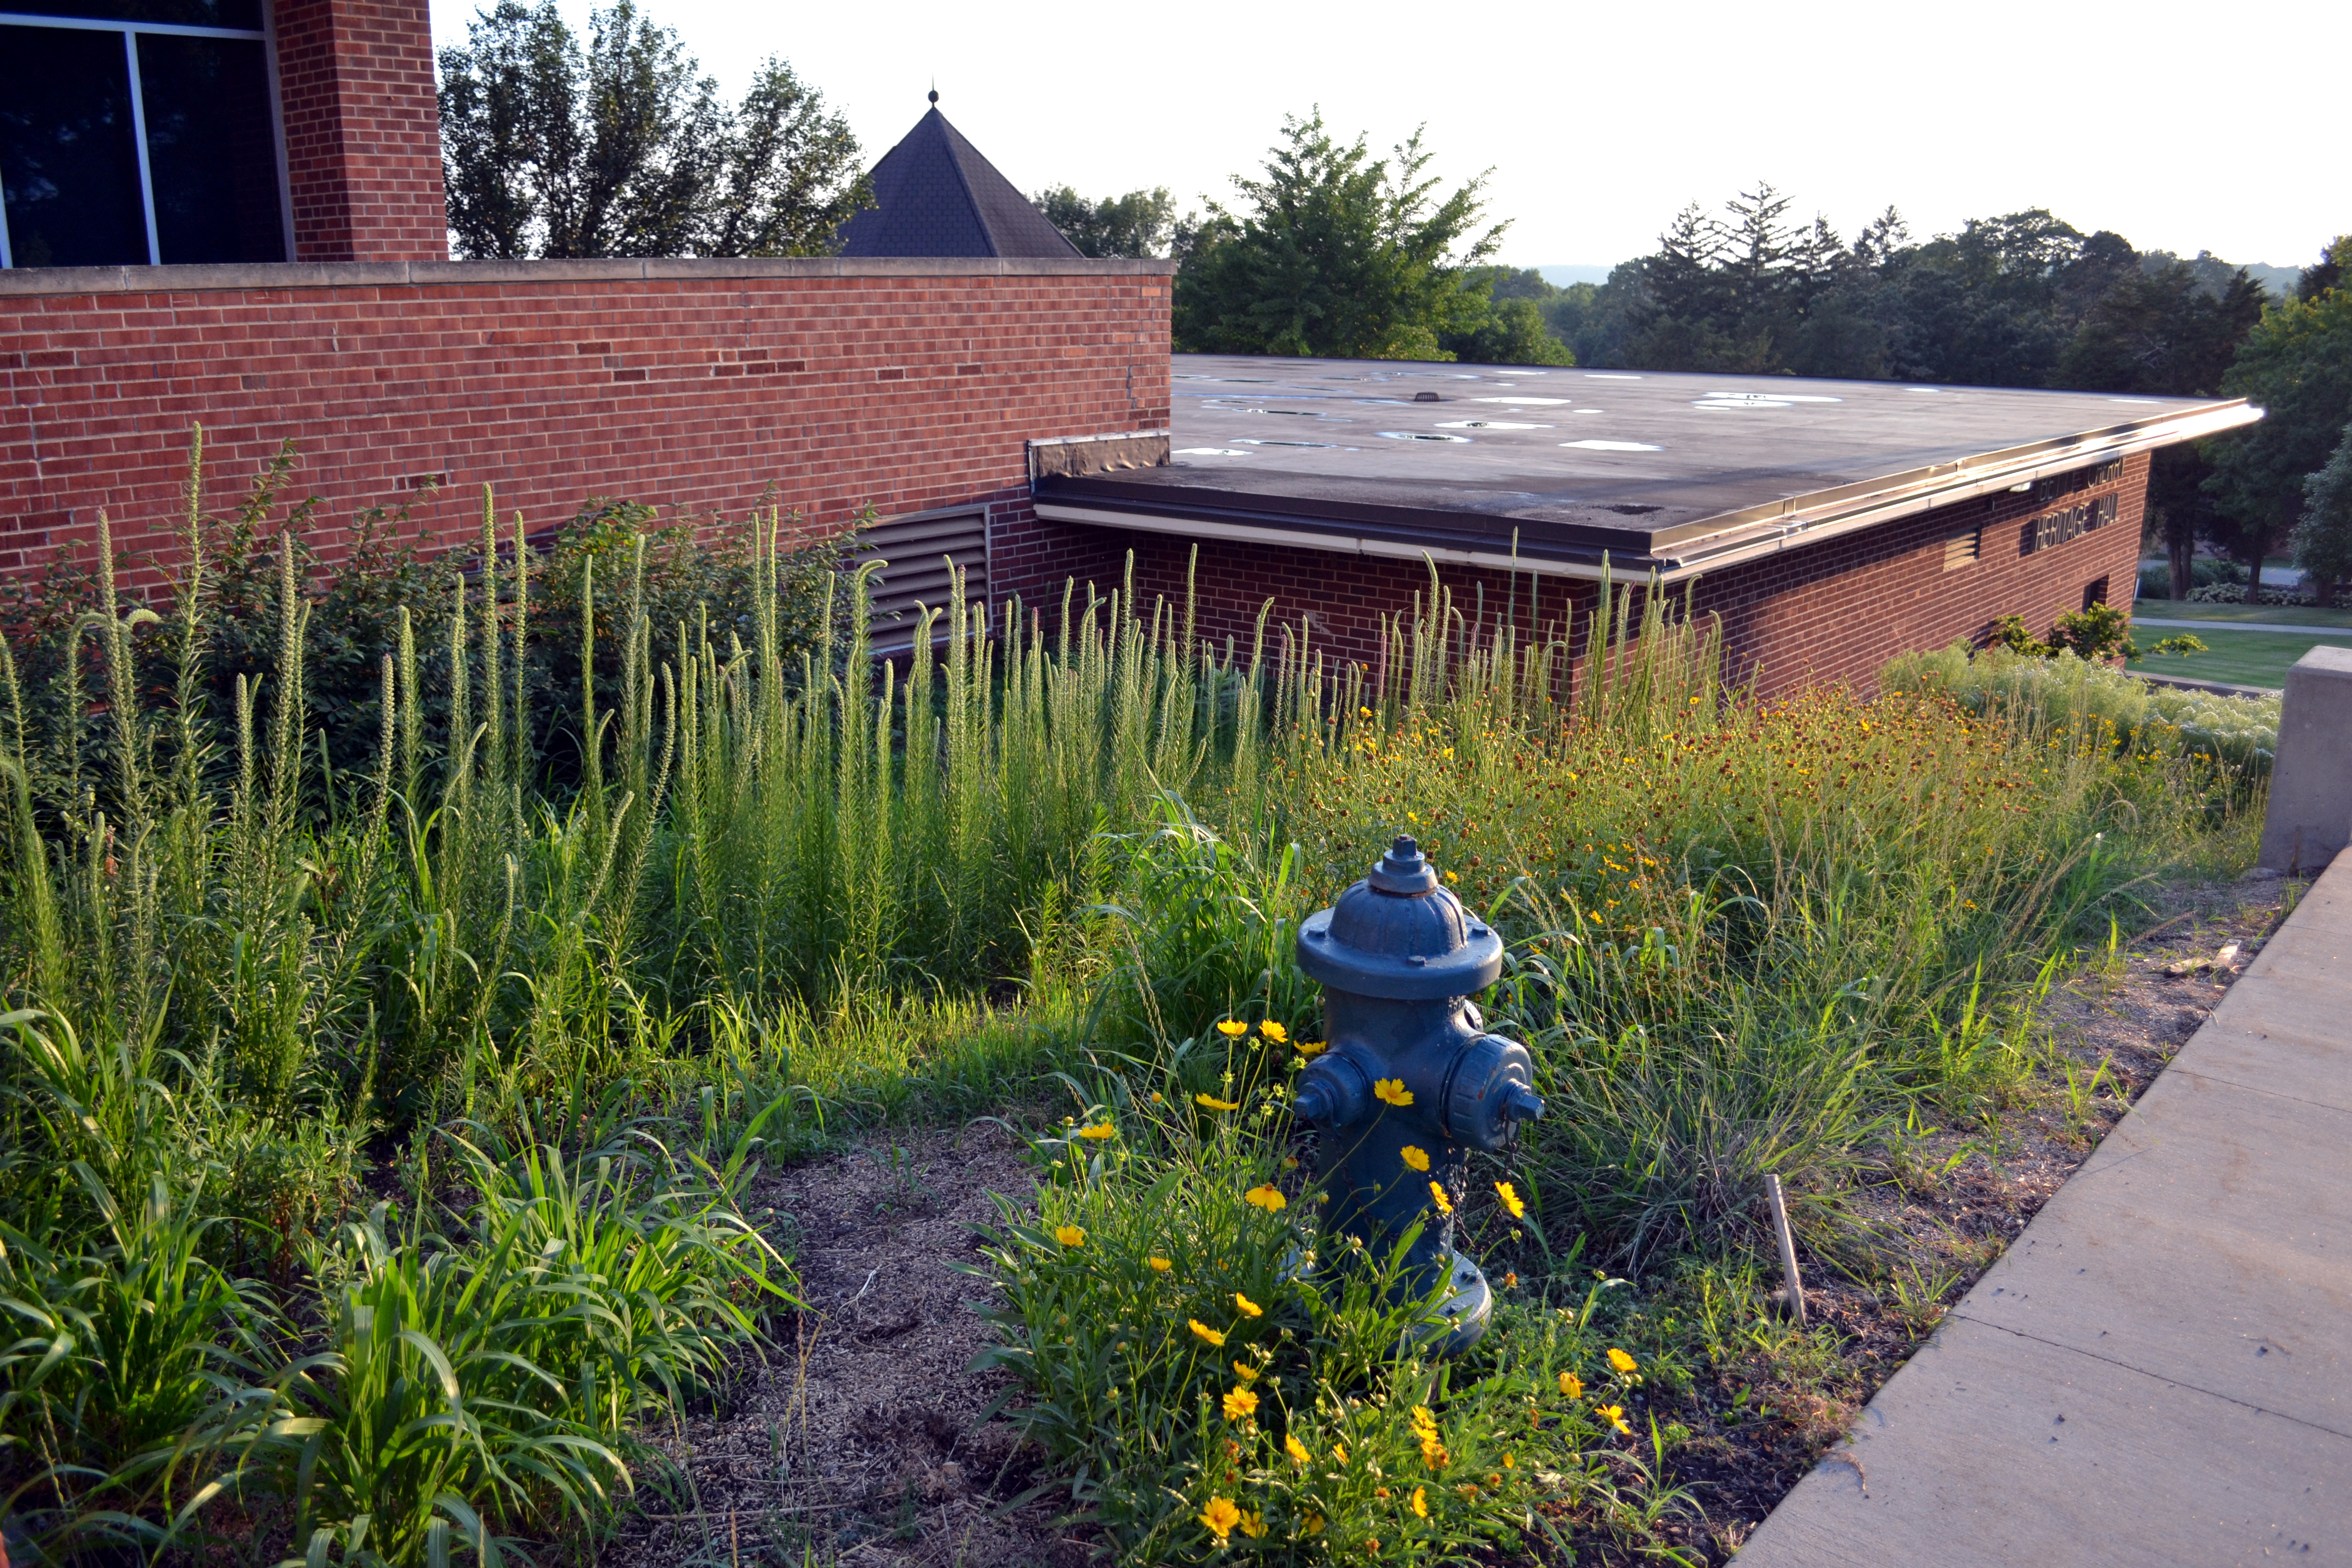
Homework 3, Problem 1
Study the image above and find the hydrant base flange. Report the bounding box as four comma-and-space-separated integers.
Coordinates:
1429, 1247, 1493, 1355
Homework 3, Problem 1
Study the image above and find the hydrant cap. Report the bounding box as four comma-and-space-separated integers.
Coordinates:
1297, 837, 1505, 1000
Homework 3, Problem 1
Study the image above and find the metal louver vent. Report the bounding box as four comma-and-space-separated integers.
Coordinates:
848, 507, 987, 652
1942, 526, 1981, 571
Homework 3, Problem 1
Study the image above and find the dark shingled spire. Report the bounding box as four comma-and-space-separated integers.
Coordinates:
835, 97, 1081, 259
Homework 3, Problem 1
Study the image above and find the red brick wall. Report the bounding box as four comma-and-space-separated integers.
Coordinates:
276, 0, 450, 262
0, 261, 1175, 582
1048, 455, 2150, 699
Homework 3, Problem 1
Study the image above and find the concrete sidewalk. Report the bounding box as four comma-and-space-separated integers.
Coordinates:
1737, 859, 2352, 1567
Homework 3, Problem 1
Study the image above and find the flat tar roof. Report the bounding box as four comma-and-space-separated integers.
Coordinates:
1033, 355, 2259, 582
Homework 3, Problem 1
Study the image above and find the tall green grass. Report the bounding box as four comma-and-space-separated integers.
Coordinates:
0, 438, 2260, 1561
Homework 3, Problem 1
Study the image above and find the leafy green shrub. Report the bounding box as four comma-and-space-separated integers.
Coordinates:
1991, 601, 2132, 662
1087, 795, 1316, 1050
1882, 641, 2278, 777
0, 433, 853, 815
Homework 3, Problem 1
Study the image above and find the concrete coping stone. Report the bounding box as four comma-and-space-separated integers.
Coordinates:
0, 255, 1179, 299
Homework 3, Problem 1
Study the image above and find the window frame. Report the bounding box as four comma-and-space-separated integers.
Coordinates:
0, 0, 292, 268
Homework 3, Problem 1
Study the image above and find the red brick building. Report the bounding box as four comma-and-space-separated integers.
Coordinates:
0, 3, 2258, 691
1021, 359, 2256, 694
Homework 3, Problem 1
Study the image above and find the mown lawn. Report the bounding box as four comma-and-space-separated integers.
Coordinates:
2129, 625, 2352, 688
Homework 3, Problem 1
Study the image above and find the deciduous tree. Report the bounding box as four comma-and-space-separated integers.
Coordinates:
1173, 111, 1505, 361
1033, 185, 1179, 258
2204, 284, 2352, 578
437, 1, 867, 260
2291, 421, 2352, 602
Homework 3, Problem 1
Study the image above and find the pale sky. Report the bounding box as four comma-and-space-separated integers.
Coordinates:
427, 0, 2347, 273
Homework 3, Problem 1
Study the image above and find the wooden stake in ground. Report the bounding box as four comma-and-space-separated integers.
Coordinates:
1766, 1172, 1805, 1327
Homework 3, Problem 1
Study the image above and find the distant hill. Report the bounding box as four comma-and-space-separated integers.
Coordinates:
1533, 264, 1616, 287
2241, 262, 2302, 298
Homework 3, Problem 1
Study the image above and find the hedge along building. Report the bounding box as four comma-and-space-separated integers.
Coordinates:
1018, 359, 2260, 694
0, 6, 2258, 685
0, 13, 1170, 650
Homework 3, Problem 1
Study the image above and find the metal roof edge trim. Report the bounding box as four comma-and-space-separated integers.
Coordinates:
1657, 400, 2261, 574
1026, 430, 1172, 448
0, 256, 1178, 297
1034, 502, 1639, 583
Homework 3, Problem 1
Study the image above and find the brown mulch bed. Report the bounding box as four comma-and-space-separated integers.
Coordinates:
600, 870, 2303, 1566
607, 1121, 1080, 1568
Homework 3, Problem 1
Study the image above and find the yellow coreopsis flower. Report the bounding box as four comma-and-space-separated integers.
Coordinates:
1400, 1144, 1430, 1172
1303, 1511, 1325, 1536
1285, 1433, 1312, 1465
1075, 1122, 1116, 1141
1495, 1181, 1526, 1219
1294, 1039, 1326, 1056
1373, 1077, 1414, 1107
1244, 1184, 1287, 1213
1599, 1403, 1634, 1436
1189, 1318, 1226, 1348
1559, 1371, 1583, 1400
1259, 1020, 1288, 1043
1331, 1440, 1349, 1464
1149, 1256, 1174, 1272
1237, 1510, 1267, 1540
1216, 1020, 1250, 1038
1054, 1224, 1087, 1247
1233, 1360, 1260, 1382
1195, 1093, 1240, 1112
1223, 1386, 1260, 1422
1199, 1497, 1241, 1540
1607, 1348, 1638, 1375
1411, 1486, 1429, 1519
1428, 1182, 1453, 1216
1234, 1291, 1264, 1317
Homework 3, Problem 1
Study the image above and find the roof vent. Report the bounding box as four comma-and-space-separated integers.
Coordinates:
1413, 390, 1442, 403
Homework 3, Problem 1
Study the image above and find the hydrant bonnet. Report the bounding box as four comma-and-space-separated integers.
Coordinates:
1298, 837, 1503, 1000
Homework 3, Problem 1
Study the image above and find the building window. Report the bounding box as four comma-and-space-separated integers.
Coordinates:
1, 0, 286, 268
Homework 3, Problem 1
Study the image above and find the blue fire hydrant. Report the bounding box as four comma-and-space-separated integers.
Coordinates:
1293, 836, 1544, 1351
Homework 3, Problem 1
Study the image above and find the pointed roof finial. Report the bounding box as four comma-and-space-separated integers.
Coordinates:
928, 81, 938, 105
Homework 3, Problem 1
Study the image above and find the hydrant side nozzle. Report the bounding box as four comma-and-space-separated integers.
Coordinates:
1505, 1084, 1546, 1123
1295, 1052, 1371, 1126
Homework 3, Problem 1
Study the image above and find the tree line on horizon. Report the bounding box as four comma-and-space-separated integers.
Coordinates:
1036, 152, 2352, 602
431, 5, 2350, 599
